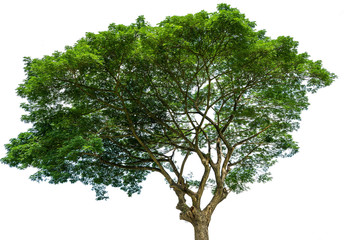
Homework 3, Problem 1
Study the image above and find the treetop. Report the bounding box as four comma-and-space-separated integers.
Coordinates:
2, 4, 335, 200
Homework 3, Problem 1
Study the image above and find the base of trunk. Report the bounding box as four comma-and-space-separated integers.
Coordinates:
193, 221, 209, 240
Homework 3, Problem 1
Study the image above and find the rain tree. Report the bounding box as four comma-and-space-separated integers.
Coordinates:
1, 4, 335, 240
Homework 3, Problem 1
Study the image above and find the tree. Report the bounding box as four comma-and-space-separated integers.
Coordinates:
1, 4, 335, 240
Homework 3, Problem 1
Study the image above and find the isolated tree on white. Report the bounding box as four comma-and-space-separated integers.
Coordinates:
1, 4, 335, 240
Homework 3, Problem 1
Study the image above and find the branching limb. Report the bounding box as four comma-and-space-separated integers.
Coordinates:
228, 145, 260, 167
179, 151, 191, 183
196, 157, 211, 207
233, 124, 272, 148
80, 152, 162, 172
193, 105, 232, 150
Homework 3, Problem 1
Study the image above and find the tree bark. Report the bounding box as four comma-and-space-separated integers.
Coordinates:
175, 186, 229, 240
177, 204, 211, 240
193, 220, 210, 240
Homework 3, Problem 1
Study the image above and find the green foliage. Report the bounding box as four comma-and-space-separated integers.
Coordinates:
1, 4, 335, 200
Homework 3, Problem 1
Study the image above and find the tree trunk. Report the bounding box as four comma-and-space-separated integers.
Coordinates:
193, 221, 209, 240
175, 187, 229, 240
178, 205, 211, 240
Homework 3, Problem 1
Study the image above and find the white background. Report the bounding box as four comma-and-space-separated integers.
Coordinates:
0, 0, 359, 239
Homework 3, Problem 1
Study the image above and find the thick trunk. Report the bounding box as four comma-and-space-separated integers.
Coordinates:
178, 205, 211, 240
175, 186, 229, 240
193, 221, 209, 240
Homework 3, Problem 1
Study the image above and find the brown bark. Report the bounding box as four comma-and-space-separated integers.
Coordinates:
176, 188, 229, 240
193, 220, 210, 240
186, 206, 211, 240
176, 202, 211, 240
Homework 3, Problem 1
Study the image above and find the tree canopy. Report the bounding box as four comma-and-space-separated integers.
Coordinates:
1, 4, 335, 239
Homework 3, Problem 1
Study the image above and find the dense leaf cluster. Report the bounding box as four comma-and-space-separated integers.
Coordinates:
2, 4, 335, 200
